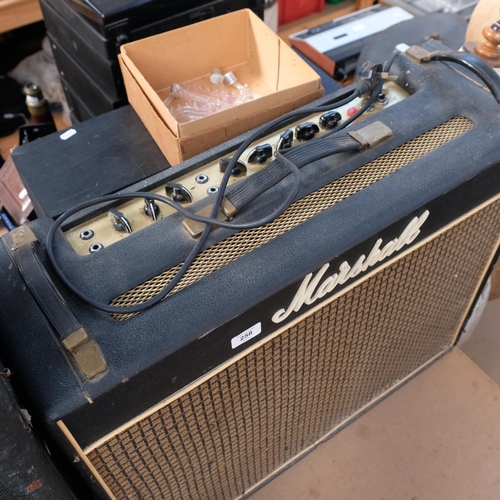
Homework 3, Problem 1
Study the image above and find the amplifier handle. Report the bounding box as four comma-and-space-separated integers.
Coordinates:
4, 227, 107, 380
406, 46, 500, 104
428, 51, 500, 104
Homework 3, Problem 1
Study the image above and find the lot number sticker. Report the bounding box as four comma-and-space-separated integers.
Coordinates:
231, 323, 262, 349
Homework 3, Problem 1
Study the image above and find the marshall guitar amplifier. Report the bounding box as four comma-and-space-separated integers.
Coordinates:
1, 41, 500, 499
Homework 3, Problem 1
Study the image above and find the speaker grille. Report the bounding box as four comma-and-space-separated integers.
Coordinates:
111, 117, 473, 318
87, 198, 500, 500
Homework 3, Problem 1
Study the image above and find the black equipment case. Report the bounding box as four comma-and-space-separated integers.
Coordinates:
41, 0, 265, 121
0, 358, 80, 499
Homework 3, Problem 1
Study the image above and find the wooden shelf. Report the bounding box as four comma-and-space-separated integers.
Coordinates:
0, 129, 19, 162
0, 0, 43, 33
0, 113, 68, 162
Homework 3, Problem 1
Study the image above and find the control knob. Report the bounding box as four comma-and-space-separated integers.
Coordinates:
319, 111, 341, 130
108, 208, 132, 233
219, 158, 247, 176
295, 122, 319, 141
247, 144, 273, 164
144, 199, 160, 220
277, 129, 294, 150
165, 182, 192, 204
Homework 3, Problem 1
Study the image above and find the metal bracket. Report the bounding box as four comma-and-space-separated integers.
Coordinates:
183, 197, 237, 238
8, 232, 107, 380
405, 45, 440, 64
62, 328, 107, 380
6, 225, 37, 251
348, 121, 393, 149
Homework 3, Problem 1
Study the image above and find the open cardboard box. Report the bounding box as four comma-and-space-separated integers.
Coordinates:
119, 9, 323, 165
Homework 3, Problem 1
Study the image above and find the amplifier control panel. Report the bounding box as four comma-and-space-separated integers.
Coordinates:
65, 82, 408, 255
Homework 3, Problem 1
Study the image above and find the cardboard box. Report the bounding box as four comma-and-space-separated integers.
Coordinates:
119, 9, 323, 165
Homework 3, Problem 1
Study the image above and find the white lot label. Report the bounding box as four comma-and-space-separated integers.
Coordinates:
60, 129, 77, 140
231, 323, 262, 349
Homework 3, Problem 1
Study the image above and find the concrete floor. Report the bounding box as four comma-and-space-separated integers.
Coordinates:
461, 298, 500, 385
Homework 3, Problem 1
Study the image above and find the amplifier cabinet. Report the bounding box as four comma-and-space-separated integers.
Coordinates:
1, 42, 500, 499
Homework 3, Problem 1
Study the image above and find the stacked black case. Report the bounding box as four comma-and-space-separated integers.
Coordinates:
41, 0, 265, 122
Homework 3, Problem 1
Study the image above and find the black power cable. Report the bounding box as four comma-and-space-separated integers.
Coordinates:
426, 51, 500, 105
225, 135, 362, 212
45, 53, 400, 314
45, 93, 359, 314
223, 52, 399, 215
45, 157, 302, 314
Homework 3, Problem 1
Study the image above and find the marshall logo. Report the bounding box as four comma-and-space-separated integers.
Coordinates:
272, 211, 430, 324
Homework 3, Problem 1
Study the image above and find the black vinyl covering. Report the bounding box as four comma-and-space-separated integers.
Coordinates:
1, 40, 500, 478
356, 13, 467, 74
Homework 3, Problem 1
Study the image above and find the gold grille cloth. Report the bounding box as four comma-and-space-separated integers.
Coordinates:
111, 117, 473, 318
88, 199, 500, 499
